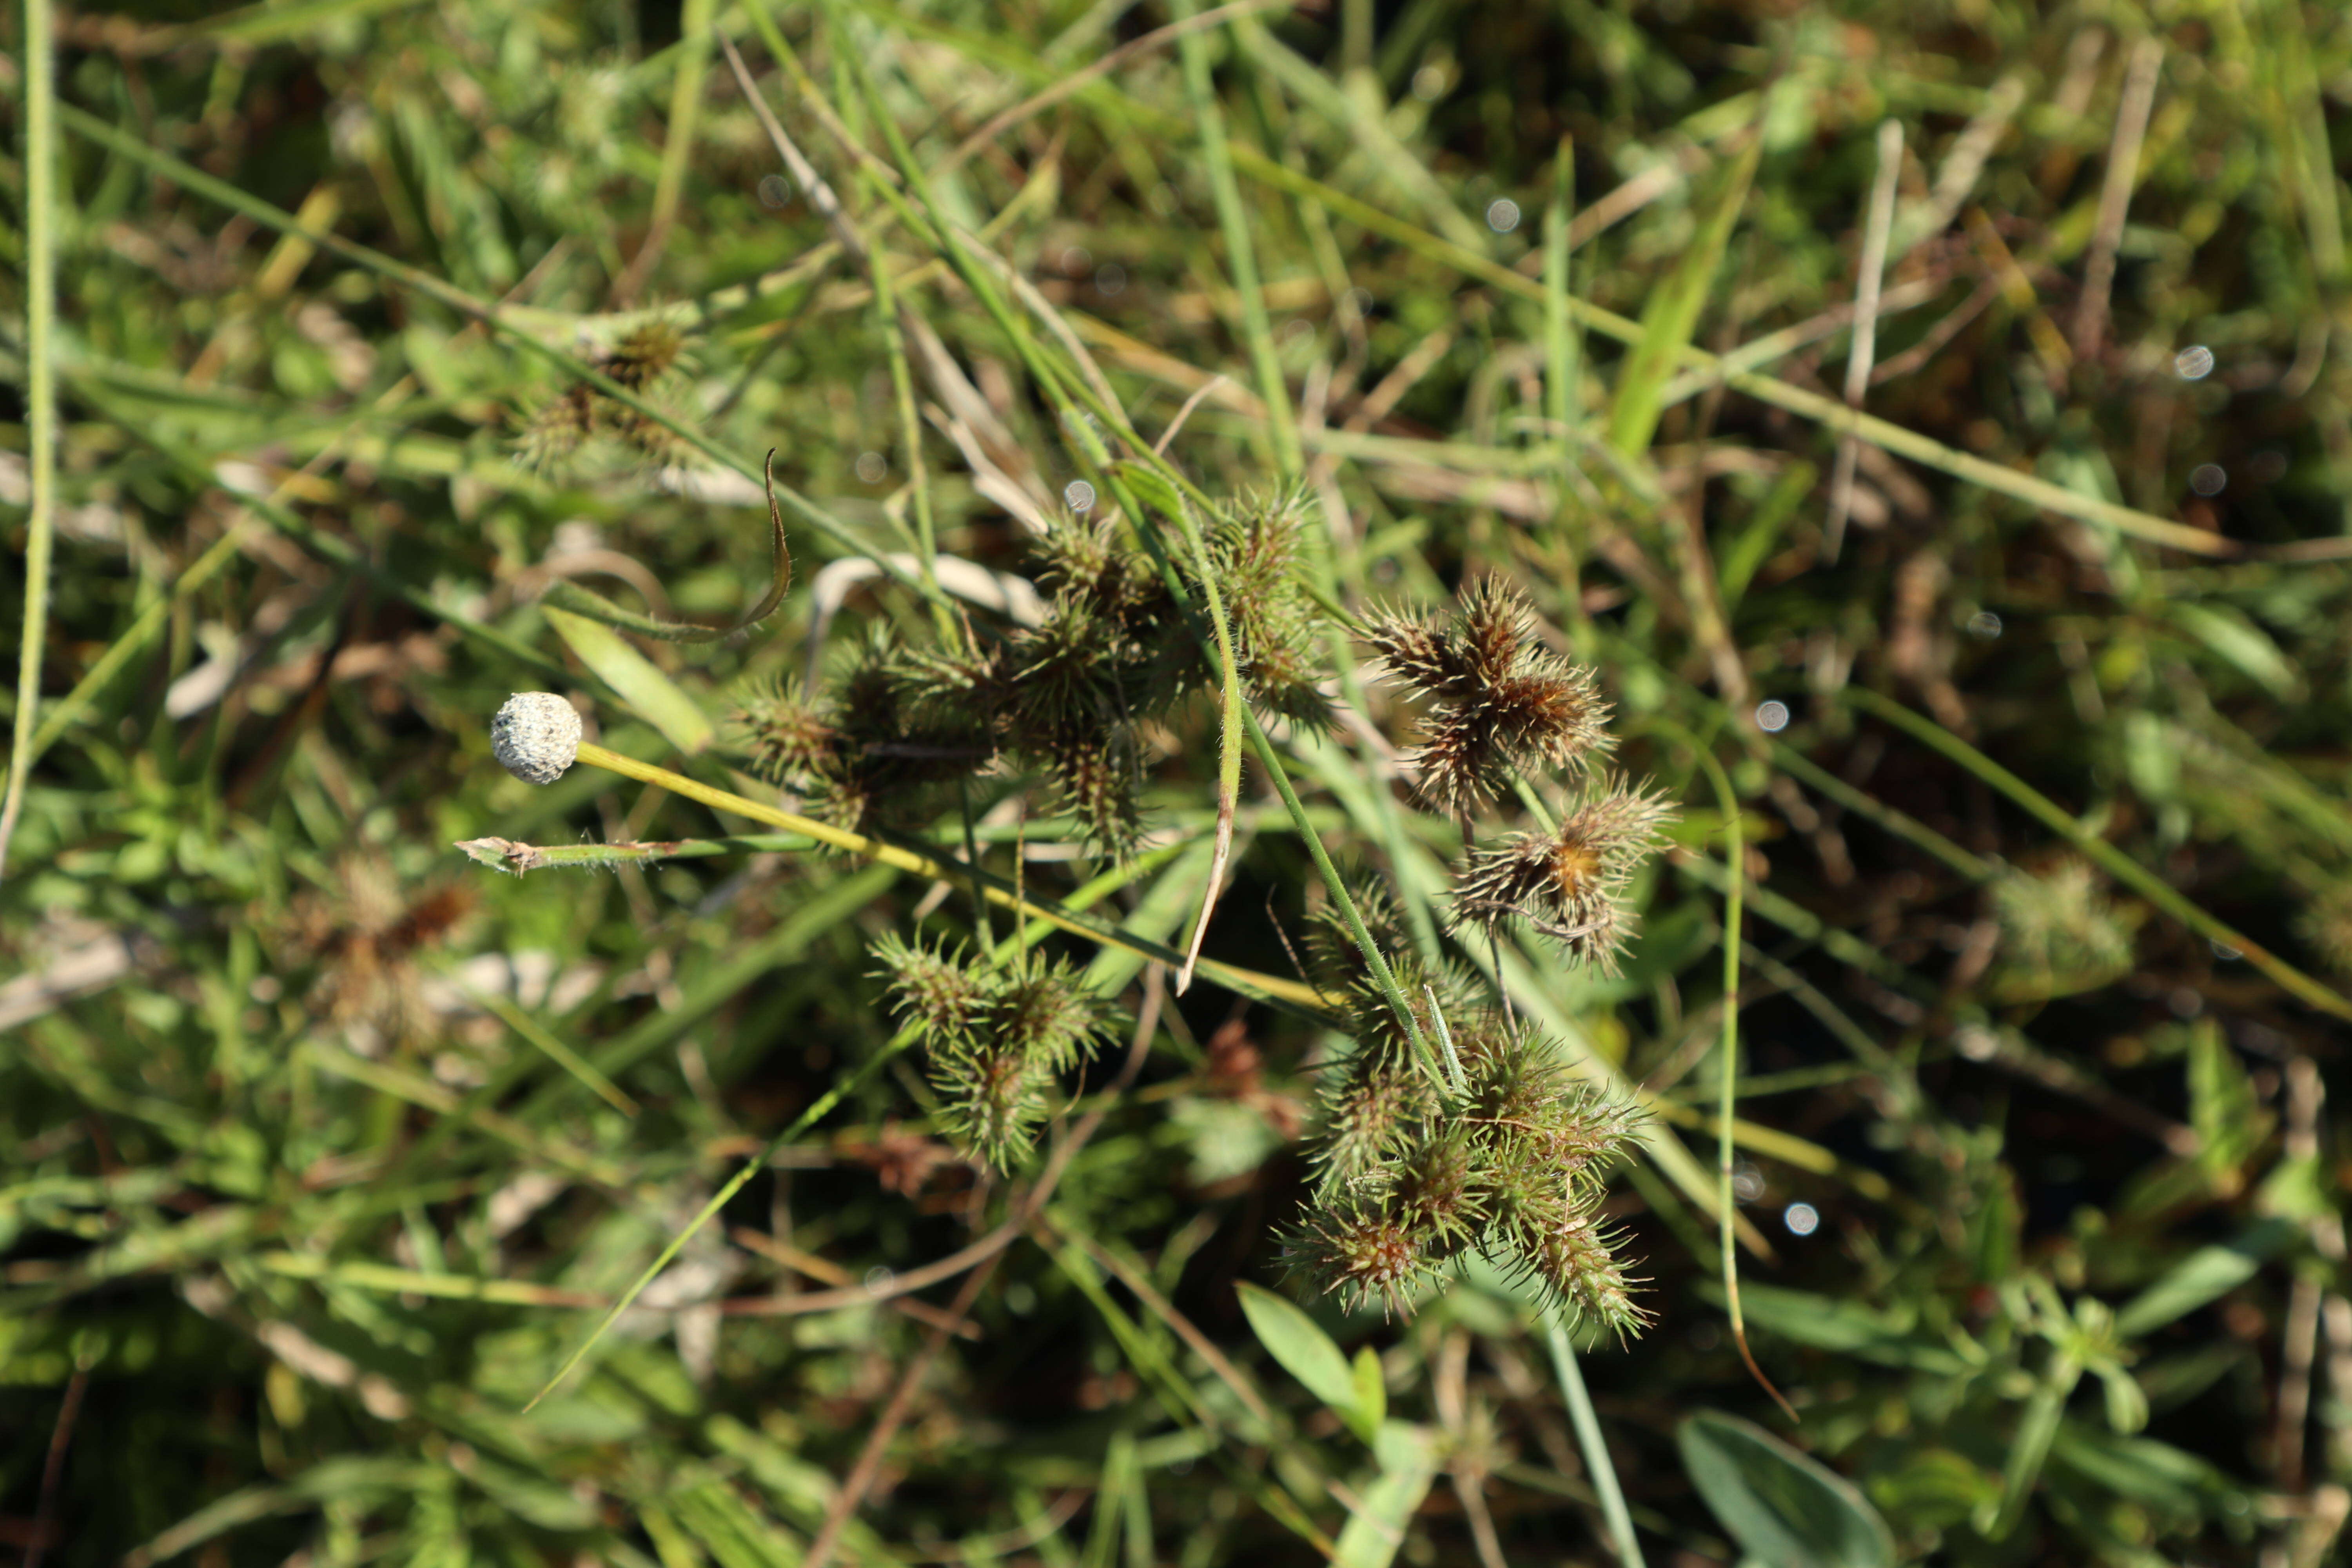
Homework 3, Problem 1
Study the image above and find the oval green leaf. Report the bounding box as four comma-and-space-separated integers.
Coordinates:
1677, 1410, 1894, 1568
1234, 1280, 1365, 1436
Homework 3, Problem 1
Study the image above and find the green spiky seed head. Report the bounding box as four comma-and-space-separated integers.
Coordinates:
872, 934, 993, 1038
1288, 1200, 1431, 1319
602, 318, 688, 390
1313, 1064, 1431, 1189
1393, 1131, 1487, 1249
2300, 884, 2352, 979
1518, 1206, 1649, 1340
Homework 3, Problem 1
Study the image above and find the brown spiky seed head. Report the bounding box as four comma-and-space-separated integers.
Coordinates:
1365, 579, 1613, 815
491, 692, 583, 784
1451, 783, 1676, 972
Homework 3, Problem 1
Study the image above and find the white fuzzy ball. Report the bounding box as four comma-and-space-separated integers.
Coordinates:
492, 692, 583, 784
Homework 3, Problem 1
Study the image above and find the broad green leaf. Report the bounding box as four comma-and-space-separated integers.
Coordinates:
671, 1479, 799, 1568
542, 604, 714, 756
2113, 1218, 2299, 1338
2091, 1357, 2149, 1435
1235, 1280, 1369, 1438
2256, 1152, 2331, 1224
465, 1452, 600, 1532
1332, 1422, 1437, 1568
2187, 1016, 2272, 1182
1677, 1410, 1895, 1568
1606, 136, 1761, 456
2120, 710, 2184, 812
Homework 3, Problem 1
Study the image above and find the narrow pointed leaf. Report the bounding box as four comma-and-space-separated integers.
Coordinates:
1608, 137, 1762, 456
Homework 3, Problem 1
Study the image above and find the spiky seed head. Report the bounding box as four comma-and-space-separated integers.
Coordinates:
1393, 1132, 1487, 1249
1460, 1034, 1638, 1187
517, 384, 595, 471
1365, 579, 1616, 813
1289, 1201, 1431, 1318
1314, 1064, 1430, 1186
735, 680, 842, 783
936, 1045, 1053, 1170
603, 318, 688, 389
1988, 858, 2138, 1000
1304, 882, 1427, 1014
1451, 784, 1676, 972
1519, 1205, 1650, 1339
491, 693, 583, 784
1457, 576, 1534, 690
872, 935, 990, 1039
2300, 884, 2352, 979
988, 958, 1109, 1072
1204, 489, 1333, 732
1486, 664, 1611, 771
1361, 611, 1459, 696
1041, 733, 1141, 858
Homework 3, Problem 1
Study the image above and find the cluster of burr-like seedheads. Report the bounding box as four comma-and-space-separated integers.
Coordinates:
497, 484, 1671, 1329
737, 492, 1327, 857
1277, 581, 1671, 1328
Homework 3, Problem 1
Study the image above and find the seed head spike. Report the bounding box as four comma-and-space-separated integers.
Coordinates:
492, 692, 583, 784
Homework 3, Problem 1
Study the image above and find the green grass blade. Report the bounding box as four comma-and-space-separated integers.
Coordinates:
0, 0, 58, 882
1543, 136, 1579, 445
1846, 687, 2352, 1022
542, 606, 717, 756
1175, 0, 1303, 479
521, 1029, 920, 1410
53, 105, 947, 610
1546, 1318, 1645, 1568
1606, 137, 1761, 457
469, 991, 642, 1118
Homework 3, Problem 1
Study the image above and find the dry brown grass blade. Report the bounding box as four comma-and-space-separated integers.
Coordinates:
2073, 36, 2165, 365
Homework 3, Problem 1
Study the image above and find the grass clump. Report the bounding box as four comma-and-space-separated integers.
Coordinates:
10, 2, 2352, 1566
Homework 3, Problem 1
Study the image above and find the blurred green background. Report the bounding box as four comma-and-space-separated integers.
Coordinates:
5, 0, 2352, 1564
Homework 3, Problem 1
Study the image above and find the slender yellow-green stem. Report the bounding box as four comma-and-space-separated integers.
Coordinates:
1656, 722, 1795, 1421
0, 0, 57, 882
568, 742, 1325, 1011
